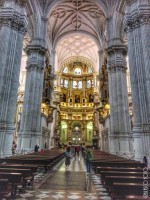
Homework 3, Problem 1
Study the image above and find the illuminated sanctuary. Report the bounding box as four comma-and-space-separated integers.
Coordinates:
0, 0, 150, 164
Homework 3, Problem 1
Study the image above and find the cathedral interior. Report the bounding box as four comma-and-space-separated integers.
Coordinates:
0, 0, 150, 199
0, 0, 150, 163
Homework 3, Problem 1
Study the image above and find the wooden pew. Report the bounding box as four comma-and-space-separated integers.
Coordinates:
0, 168, 33, 187
0, 163, 38, 174
92, 161, 145, 172
105, 176, 150, 190
112, 183, 150, 199
100, 171, 150, 183
0, 172, 22, 196
0, 157, 53, 171
0, 179, 11, 199
0, 150, 65, 171
125, 195, 150, 200
96, 167, 148, 174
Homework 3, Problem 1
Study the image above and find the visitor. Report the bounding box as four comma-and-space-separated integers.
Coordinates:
44, 142, 47, 149
85, 147, 92, 174
143, 156, 148, 167
40, 149, 44, 154
76, 145, 80, 156
34, 144, 39, 152
70, 145, 75, 157
65, 146, 71, 169
12, 141, 17, 155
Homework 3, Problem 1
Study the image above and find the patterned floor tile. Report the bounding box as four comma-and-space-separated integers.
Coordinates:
14, 155, 113, 200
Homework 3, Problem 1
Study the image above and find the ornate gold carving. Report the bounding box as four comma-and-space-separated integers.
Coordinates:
99, 59, 109, 105
42, 58, 54, 105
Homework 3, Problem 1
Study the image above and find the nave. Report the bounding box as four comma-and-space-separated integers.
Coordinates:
0, 148, 149, 199
13, 154, 110, 200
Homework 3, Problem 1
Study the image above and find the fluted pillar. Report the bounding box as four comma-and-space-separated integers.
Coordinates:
124, 0, 150, 161
107, 45, 133, 154
18, 43, 46, 151
0, 0, 27, 156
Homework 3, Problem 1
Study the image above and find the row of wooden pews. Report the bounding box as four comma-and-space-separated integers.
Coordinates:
92, 151, 150, 200
0, 149, 65, 199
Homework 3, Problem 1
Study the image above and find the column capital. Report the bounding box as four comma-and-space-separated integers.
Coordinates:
106, 45, 127, 55
0, 1, 28, 33
25, 44, 47, 55
108, 66, 127, 73
124, 5, 150, 32
15, 0, 26, 6
125, 0, 137, 6
26, 44, 47, 72
106, 45, 127, 73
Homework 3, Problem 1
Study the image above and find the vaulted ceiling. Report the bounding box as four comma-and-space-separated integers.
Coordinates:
46, 0, 110, 71
47, 0, 106, 49
56, 34, 99, 71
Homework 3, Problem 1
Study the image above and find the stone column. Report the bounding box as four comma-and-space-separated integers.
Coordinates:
18, 43, 46, 151
107, 45, 133, 155
124, 0, 150, 161
0, 0, 27, 156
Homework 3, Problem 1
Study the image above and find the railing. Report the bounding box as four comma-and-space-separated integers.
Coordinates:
60, 102, 94, 108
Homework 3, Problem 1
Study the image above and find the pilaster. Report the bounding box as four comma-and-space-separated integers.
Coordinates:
18, 43, 47, 151
124, 0, 150, 161
107, 45, 133, 155
0, 0, 27, 156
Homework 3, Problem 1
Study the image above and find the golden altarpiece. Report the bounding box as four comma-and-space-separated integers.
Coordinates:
52, 58, 102, 146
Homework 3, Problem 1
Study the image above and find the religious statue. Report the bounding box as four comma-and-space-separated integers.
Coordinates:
75, 95, 80, 103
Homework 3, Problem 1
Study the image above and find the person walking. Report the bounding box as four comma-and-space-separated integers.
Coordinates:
85, 147, 92, 174
65, 146, 71, 169
76, 145, 80, 156
12, 141, 17, 155
70, 145, 75, 157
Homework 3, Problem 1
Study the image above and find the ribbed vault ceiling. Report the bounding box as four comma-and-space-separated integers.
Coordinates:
56, 34, 98, 68
47, 0, 108, 72
48, 0, 106, 49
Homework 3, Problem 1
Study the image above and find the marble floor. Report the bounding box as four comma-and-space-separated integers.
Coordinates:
8, 153, 111, 200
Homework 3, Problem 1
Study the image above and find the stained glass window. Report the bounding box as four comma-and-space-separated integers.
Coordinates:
87, 80, 91, 88
73, 81, 78, 88
78, 81, 82, 89
61, 79, 63, 87
74, 68, 81, 75
88, 67, 92, 74
64, 80, 68, 88
63, 67, 68, 73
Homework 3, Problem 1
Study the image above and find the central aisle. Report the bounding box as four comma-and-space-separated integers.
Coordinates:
38, 155, 86, 191
15, 153, 102, 200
